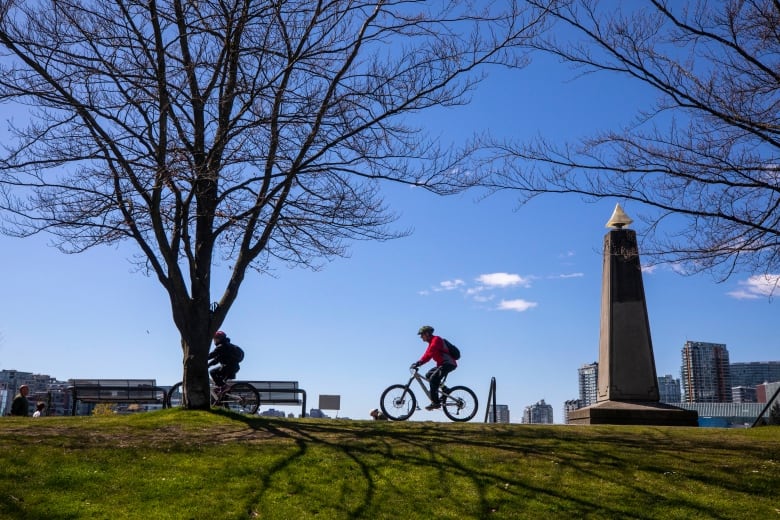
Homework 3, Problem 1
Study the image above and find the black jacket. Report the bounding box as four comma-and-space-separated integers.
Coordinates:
208, 340, 241, 367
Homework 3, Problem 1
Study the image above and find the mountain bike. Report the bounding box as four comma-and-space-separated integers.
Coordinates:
379, 367, 478, 422
167, 379, 260, 415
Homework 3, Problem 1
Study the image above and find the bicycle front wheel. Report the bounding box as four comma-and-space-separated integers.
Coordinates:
380, 384, 417, 421
167, 382, 184, 408
217, 383, 260, 414
442, 385, 478, 422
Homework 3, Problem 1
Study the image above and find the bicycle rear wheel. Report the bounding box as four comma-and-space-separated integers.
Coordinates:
217, 382, 260, 414
441, 385, 478, 422
168, 382, 219, 409
380, 384, 417, 421
167, 382, 184, 408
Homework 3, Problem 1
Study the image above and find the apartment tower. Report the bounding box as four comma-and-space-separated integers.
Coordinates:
522, 399, 554, 424
681, 341, 732, 402
657, 374, 682, 403
578, 362, 599, 407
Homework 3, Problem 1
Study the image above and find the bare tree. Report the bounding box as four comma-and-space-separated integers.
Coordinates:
486, 0, 780, 288
0, 0, 550, 408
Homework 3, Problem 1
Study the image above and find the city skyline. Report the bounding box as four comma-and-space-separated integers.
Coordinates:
6, 352, 779, 421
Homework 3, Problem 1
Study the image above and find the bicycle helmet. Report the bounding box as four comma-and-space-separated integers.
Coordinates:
214, 330, 227, 341
417, 325, 434, 335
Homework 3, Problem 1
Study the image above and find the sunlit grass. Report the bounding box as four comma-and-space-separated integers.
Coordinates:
0, 410, 777, 519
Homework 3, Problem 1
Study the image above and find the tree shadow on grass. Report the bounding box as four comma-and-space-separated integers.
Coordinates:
211, 412, 779, 519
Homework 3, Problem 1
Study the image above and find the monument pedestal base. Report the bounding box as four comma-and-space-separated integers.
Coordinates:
568, 400, 698, 426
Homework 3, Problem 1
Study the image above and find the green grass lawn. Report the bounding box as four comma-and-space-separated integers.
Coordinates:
1, 409, 778, 519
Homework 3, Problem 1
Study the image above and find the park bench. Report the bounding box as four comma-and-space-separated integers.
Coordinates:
235, 380, 306, 418
68, 379, 168, 416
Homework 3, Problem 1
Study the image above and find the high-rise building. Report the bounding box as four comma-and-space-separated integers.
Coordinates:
757, 381, 780, 404
522, 399, 554, 424
681, 341, 732, 403
732, 386, 757, 403
730, 361, 780, 387
578, 362, 599, 407
486, 404, 510, 423
657, 374, 681, 403
563, 399, 582, 424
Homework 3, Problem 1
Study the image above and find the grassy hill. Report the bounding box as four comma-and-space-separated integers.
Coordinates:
1, 410, 778, 519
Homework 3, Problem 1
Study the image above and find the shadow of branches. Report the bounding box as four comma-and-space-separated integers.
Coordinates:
209, 413, 780, 519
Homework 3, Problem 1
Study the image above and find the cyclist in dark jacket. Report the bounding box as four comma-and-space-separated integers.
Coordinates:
208, 331, 242, 387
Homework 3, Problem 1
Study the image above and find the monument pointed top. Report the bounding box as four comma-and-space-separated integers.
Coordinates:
606, 203, 633, 229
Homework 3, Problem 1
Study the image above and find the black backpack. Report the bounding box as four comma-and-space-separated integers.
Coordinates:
230, 344, 245, 363
442, 338, 461, 360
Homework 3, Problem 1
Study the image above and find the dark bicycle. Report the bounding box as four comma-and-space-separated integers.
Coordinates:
167, 379, 260, 414
380, 367, 478, 422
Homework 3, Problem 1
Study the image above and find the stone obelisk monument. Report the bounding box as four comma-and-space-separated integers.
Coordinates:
569, 204, 698, 426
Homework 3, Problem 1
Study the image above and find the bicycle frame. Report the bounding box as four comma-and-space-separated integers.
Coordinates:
401, 368, 450, 405
210, 382, 228, 402
168, 380, 234, 406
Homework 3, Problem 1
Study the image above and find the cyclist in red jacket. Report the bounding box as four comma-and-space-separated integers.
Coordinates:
410, 325, 457, 410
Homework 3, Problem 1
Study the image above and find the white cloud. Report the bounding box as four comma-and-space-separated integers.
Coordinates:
670, 262, 692, 275
435, 279, 465, 291
728, 274, 780, 300
641, 264, 657, 274
476, 272, 531, 288
424, 272, 541, 310
552, 272, 584, 279
498, 299, 538, 312
726, 289, 760, 300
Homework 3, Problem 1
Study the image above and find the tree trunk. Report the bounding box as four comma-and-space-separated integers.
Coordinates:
173, 297, 215, 410
181, 336, 211, 409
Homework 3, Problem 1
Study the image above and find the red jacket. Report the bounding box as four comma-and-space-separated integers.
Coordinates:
417, 335, 457, 367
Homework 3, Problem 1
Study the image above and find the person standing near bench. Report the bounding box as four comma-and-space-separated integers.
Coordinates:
208, 331, 244, 388
10, 385, 30, 416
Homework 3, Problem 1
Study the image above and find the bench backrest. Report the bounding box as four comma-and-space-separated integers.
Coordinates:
68, 379, 164, 401
237, 381, 301, 404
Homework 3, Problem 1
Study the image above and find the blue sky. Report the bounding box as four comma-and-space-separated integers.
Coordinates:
1, 52, 777, 423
